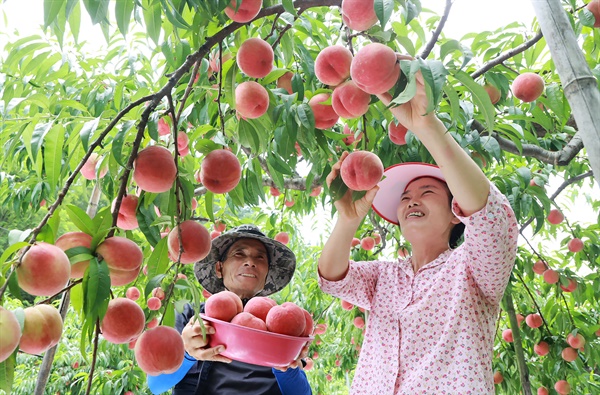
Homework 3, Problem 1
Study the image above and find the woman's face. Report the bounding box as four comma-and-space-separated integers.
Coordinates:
396, 177, 461, 242
215, 238, 269, 299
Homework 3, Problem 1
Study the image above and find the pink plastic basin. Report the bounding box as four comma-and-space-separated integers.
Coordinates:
200, 314, 313, 367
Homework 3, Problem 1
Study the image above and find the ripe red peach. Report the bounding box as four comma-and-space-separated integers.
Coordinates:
516, 314, 525, 326
340, 150, 384, 191
0, 307, 21, 362
231, 312, 267, 330
502, 329, 513, 342
554, 380, 570, 395
200, 149, 242, 194
134, 326, 185, 375
561, 347, 578, 362
95, 237, 143, 287
512, 72, 545, 102
342, 124, 359, 146
567, 238, 584, 253
560, 279, 578, 293
350, 43, 400, 94
389, 121, 408, 145
314, 45, 353, 86
152, 287, 165, 301
567, 333, 585, 349
101, 298, 145, 344
309, 186, 322, 197
224, 0, 262, 23
309, 93, 339, 130
301, 309, 314, 337
133, 146, 177, 193
484, 84, 501, 104
214, 221, 226, 232
158, 117, 170, 136
210, 230, 221, 240
314, 323, 327, 335
543, 269, 559, 284
526, 313, 543, 329
205, 291, 244, 322
177, 132, 189, 154
547, 209, 564, 224
277, 71, 294, 94
126, 286, 141, 301
113, 194, 139, 230
537, 387, 549, 395
19, 304, 63, 355
587, 0, 600, 27
266, 302, 306, 337
331, 80, 371, 119
274, 232, 289, 245
235, 81, 270, 119
243, 296, 277, 321
351, 237, 360, 247
532, 260, 547, 275
80, 153, 108, 180
209, 51, 232, 73
534, 341, 549, 356
269, 187, 281, 197
493, 371, 503, 384
353, 316, 365, 329
147, 297, 162, 311
360, 237, 375, 251
341, 0, 378, 31
341, 300, 354, 310
236, 37, 273, 78
284, 199, 294, 207
167, 220, 211, 264
17, 242, 71, 296
55, 232, 93, 279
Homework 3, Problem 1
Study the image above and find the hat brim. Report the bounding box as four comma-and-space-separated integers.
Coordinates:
194, 231, 296, 297
372, 162, 445, 225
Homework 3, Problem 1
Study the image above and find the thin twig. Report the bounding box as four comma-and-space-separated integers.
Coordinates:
84, 319, 101, 395
419, 0, 452, 59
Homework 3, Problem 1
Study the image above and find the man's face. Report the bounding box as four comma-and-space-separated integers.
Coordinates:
215, 238, 269, 299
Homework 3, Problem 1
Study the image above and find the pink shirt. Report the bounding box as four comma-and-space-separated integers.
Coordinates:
319, 183, 518, 395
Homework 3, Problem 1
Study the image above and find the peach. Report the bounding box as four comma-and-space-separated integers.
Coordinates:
351, 237, 360, 247
55, 231, 93, 279
231, 312, 267, 330
331, 80, 371, 119
133, 146, 177, 193
152, 287, 165, 300
341, 300, 354, 310
225, 0, 262, 23
177, 132, 189, 152
360, 237, 375, 251
314, 45, 353, 86
80, 153, 108, 180
340, 150, 384, 191
147, 317, 159, 329
537, 387, 549, 395
266, 302, 306, 337
158, 117, 170, 136
284, 199, 295, 207
350, 43, 400, 94
532, 260, 547, 275
210, 230, 221, 240
534, 341, 549, 356
512, 72, 545, 102
342, 124, 358, 146
309, 186, 322, 197
209, 51, 232, 73
561, 347, 578, 362
308, 93, 339, 130
0, 307, 21, 362
587, 0, 600, 27
200, 149, 242, 194
17, 242, 71, 296
236, 81, 270, 119
126, 286, 141, 301
274, 232, 289, 245
101, 298, 145, 344
526, 313, 543, 329
567, 333, 585, 349
543, 269, 559, 284
244, 296, 277, 321
493, 371, 503, 384
547, 209, 564, 224
113, 194, 139, 230
502, 329, 513, 342
214, 220, 227, 232
236, 37, 273, 78
134, 326, 185, 375
95, 236, 143, 287
301, 309, 314, 337
554, 380, 570, 395
560, 279, 577, 293
269, 187, 281, 197
167, 220, 211, 264
147, 297, 162, 311
277, 71, 294, 94
567, 238, 584, 253
373, 233, 381, 244
484, 84, 501, 104
304, 358, 314, 371
389, 121, 408, 145
516, 314, 525, 326
353, 316, 365, 329
205, 291, 243, 322
314, 323, 327, 335
19, 304, 63, 355
341, 0, 378, 31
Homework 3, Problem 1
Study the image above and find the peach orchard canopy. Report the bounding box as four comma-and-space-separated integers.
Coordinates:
194, 225, 296, 296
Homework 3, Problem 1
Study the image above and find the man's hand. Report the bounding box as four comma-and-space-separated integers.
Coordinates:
182, 317, 232, 363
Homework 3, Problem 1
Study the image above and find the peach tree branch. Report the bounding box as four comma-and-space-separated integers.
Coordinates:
419, 0, 452, 59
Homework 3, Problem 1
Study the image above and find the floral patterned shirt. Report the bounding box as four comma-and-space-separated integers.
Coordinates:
319, 183, 518, 395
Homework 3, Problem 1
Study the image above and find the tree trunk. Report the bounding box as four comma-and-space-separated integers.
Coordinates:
531, 0, 600, 185
34, 183, 102, 394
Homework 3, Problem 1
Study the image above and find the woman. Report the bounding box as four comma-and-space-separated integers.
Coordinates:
317, 61, 518, 394
148, 224, 312, 395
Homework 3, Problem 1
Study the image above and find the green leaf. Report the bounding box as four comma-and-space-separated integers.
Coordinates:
418, 59, 448, 113
0, 351, 16, 393
143, 0, 163, 46
295, 103, 315, 131
146, 237, 170, 280
115, 0, 135, 37
82, 0, 110, 24
82, 257, 111, 320
516, 167, 532, 186
67, 0, 81, 42
44, 124, 65, 189
160, 0, 191, 29
31, 121, 54, 160
452, 70, 496, 133
137, 202, 162, 247
282, 0, 297, 16
442, 84, 460, 123
162, 300, 176, 327
267, 160, 286, 191
44, 0, 64, 29
79, 117, 100, 152
111, 120, 135, 167
374, 0, 394, 30
70, 282, 84, 315
0, 241, 28, 268
329, 176, 349, 202
391, 60, 419, 105
64, 204, 95, 235
267, 152, 294, 176
205, 191, 215, 223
